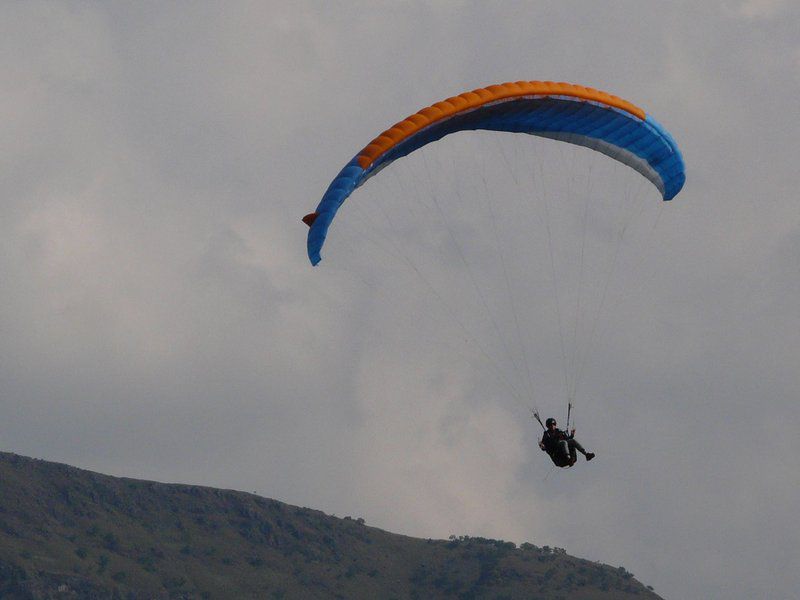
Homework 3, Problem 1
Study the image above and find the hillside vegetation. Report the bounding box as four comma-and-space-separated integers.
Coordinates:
0, 452, 661, 599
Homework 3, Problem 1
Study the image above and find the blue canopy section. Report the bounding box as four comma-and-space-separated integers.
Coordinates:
307, 95, 685, 265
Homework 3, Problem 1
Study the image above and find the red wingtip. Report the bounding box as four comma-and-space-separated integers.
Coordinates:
302, 212, 318, 227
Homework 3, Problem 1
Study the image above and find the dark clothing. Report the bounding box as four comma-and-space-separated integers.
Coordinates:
540, 428, 588, 467
540, 428, 570, 454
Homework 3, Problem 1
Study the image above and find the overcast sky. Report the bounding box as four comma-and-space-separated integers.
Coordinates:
2, 2, 799, 598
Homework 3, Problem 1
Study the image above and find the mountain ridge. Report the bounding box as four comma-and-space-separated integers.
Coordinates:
0, 451, 662, 599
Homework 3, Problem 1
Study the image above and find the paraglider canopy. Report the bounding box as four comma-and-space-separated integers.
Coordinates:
303, 81, 685, 266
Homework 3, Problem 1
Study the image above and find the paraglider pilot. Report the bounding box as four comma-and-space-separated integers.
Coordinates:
539, 418, 595, 467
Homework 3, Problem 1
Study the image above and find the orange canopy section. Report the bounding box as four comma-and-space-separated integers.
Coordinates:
355, 81, 646, 171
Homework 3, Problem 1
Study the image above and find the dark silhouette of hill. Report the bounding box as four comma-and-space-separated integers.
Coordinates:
0, 452, 662, 599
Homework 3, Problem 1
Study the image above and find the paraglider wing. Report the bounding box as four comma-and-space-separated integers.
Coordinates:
304, 81, 686, 266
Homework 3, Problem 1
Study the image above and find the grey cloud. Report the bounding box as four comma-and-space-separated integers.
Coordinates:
1, 3, 798, 599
